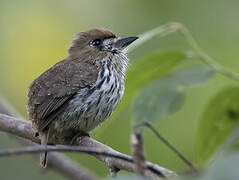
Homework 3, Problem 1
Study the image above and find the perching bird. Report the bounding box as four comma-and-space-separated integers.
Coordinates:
27, 28, 138, 168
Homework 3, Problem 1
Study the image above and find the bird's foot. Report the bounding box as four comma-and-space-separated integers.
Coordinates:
70, 131, 90, 145
34, 132, 39, 137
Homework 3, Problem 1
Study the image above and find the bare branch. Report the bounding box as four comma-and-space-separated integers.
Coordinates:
131, 132, 147, 177
73, 134, 175, 179
0, 113, 176, 179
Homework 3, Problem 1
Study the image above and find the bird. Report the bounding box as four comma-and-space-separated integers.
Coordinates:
27, 28, 138, 168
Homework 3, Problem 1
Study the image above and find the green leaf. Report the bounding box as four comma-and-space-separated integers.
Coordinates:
132, 66, 215, 124
165, 66, 215, 88
196, 87, 239, 165
132, 85, 185, 123
124, 50, 188, 104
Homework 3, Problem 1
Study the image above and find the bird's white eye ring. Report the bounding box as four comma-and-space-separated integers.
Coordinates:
90, 39, 102, 47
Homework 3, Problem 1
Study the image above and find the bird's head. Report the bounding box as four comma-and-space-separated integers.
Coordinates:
68, 28, 138, 61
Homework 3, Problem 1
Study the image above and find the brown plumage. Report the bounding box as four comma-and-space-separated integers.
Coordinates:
68, 28, 116, 58
27, 28, 138, 168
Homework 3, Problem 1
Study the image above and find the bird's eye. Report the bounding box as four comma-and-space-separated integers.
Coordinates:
91, 39, 102, 47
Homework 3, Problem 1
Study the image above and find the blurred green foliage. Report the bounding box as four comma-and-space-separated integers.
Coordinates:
196, 87, 239, 165
132, 66, 215, 123
1, 0, 239, 180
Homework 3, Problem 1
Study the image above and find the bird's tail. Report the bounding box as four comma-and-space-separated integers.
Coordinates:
40, 131, 49, 168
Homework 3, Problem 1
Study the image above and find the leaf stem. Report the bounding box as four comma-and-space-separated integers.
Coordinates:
128, 22, 239, 82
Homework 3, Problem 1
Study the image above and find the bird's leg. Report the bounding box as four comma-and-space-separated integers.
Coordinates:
34, 132, 39, 137
109, 167, 120, 178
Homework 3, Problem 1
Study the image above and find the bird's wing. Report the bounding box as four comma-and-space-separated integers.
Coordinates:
27, 59, 98, 131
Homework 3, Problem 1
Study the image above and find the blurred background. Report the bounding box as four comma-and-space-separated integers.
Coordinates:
0, 0, 239, 179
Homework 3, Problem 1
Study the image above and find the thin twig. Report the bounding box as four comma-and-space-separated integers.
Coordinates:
134, 121, 197, 172
128, 22, 239, 82
0, 145, 134, 162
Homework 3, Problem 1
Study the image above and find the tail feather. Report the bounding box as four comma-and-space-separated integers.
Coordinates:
40, 131, 49, 168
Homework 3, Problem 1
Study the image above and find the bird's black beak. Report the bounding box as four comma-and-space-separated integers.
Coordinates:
113, 36, 138, 49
